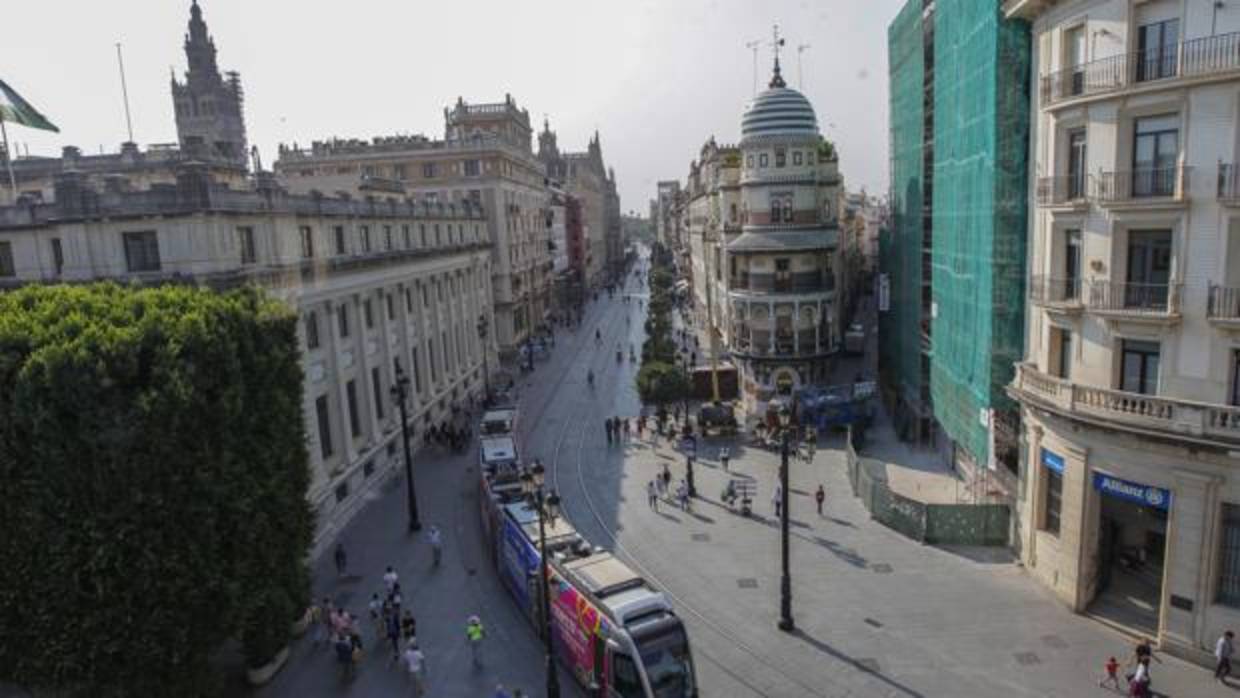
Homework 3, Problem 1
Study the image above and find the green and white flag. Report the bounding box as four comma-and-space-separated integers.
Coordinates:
0, 78, 58, 132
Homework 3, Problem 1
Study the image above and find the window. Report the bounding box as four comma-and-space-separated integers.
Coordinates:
411, 347, 423, 393
1219, 504, 1240, 607
1121, 340, 1160, 395
419, 224, 427, 248
775, 148, 786, 167
793, 151, 803, 166
729, 203, 738, 222
435, 224, 441, 246
334, 226, 346, 255
774, 258, 791, 293
315, 395, 334, 459
1132, 115, 1179, 197
464, 159, 480, 176
385, 294, 394, 320
1049, 326, 1072, 379
384, 225, 393, 250
237, 227, 256, 265
423, 162, 437, 178
405, 288, 413, 313
402, 225, 411, 248
611, 652, 643, 697
428, 338, 438, 383
364, 298, 374, 329
1137, 19, 1179, 82
360, 226, 372, 253
50, 238, 64, 275
1044, 468, 1062, 535
338, 304, 350, 338
371, 366, 385, 420
334, 481, 349, 503
123, 231, 161, 272
306, 312, 320, 350
759, 153, 768, 168
1064, 25, 1086, 95
1233, 351, 1240, 407
0, 241, 14, 277
393, 164, 407, 180
1063, 229, 1082, 300
1125, 230, 1172, 308
422, 285, 429, 307
442, 330, 451, 372
746, 155, 754, 168
299, 226, 314, 259
346, 379, 361, 438
1066, 129, 1087, 200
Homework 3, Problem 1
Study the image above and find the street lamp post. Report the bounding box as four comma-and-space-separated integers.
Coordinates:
521, 461, 562, 698
476, 314, 490, 402
390, 360, 422, 532
777, 404, 794, 631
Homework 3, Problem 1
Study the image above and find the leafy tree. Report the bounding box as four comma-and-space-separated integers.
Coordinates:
0, 283, 313, 697
636, 361, 691, 409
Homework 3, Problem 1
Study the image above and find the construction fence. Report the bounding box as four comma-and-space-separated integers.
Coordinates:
845, 429, 1009, 546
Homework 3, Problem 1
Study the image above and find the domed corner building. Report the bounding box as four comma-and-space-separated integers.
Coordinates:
724, 58, 843, 412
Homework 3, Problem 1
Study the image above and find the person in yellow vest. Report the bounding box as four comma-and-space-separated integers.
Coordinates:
466, 615, 485, 668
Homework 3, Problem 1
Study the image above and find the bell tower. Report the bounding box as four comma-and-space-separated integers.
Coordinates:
170, 1, 248, 168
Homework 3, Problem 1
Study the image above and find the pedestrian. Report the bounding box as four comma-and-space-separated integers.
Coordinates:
428, 525, 443, 568
773, 483, 783, 519
815, 484, 825, 516
636, 417, 644, 438
383, 566, 399, 594
626, 418, 632, 437
677, 480, 690, 511
660, 463, 672, 495
386, 608, 402, 662
494, 683, 513, 698
334, 542, 348, 577
1099, 655, 1121, 690
349, 628, 365, 669
647, 479, 658, 510
368, 592, 384, 639
389, 583, 404, 618
335, 632, 356, 679
1129, 637, 1160, 671
1217, 630, 1235, 681
1129, 657, 1151, 697
719, 447, 729, 471
404, 641, 427, 696
605, 418, 613, 445
401, 609, 417, 643
315, 597, 333, 648
466, 615, 485, 668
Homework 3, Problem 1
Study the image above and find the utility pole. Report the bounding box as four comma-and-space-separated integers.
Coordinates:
115, 43, 135, 143
745, 40, 762, 96
797, 44, 812, 90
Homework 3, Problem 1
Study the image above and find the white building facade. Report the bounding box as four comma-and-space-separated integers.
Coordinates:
1006, 0, 1240, 663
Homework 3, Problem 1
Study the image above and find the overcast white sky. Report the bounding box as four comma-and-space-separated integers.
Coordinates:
3, 0, 902, 211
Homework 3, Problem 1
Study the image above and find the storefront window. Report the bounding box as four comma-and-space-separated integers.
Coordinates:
1044, 469, 1062, 535
1217, 504, 1240, 607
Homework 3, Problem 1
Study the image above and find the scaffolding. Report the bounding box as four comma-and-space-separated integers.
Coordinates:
929, 0, 1030, 466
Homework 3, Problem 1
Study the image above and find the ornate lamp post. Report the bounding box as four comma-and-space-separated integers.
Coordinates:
390, 360, 422, 532
521, 461, 562, 698
476, 314, 490, 400
777, 404, 794, 631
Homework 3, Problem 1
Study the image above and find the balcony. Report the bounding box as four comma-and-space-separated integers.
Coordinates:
1219, 163, 1240, 205
1012, 362, 1240, 447
1035, 175, 1090, 208
1087, 280, 1182, 324
1040, 32, 1240, 106
1095, 166, 1189, 208
1028, 275, 1084, 313
1208, 284, 1240, 328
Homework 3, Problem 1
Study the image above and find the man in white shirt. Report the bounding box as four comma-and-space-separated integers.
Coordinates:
404, 641, 426, 696
383, 566, 399, 593
1216, 630, 1235, 682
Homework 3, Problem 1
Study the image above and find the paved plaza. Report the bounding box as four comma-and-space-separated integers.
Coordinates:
263, 266, 1230, 697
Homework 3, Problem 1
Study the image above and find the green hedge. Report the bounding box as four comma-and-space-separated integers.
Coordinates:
0, 283, 313, 697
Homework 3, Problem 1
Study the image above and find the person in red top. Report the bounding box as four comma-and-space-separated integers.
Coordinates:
1099, 656, 1121, 690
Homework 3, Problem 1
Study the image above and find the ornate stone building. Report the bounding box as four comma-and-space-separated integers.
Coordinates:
275, 95, 551, 356
538, 122, 621, 287
171, 0, 248, 168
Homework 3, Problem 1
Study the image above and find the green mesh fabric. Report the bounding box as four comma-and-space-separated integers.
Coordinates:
929, 0, 1030, 465
881, 0, 926, 410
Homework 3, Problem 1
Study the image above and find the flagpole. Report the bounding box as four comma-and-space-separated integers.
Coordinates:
0, 115, 16, 197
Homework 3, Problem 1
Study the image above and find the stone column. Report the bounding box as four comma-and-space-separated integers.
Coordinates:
1162, 468, 1223, 656
329, 298, 359, 468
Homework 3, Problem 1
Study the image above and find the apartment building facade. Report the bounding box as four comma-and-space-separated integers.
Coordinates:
275, 95, 550, 356
0, 167, 492, 553
1006, 0, 1240, 662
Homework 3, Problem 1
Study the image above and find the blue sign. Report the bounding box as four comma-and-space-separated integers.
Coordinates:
499, 517, 540, 616
1041, 448, 1065, 474
1093, 472, 1171, 511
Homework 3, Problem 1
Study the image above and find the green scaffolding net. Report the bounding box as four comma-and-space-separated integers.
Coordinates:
929, 0, 1030, 465
881, 0, 927, 419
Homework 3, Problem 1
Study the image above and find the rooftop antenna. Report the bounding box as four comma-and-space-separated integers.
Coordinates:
745, 39, 762, 96
116, 42, 135, 143
797, 43, 812, 90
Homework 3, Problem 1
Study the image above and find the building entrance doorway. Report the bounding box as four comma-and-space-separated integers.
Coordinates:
1088, 473, 1170, 637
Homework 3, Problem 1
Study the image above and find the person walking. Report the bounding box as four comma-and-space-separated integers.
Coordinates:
604, 418, 613, 445
335, 632, 356, 679
660, 463, 672, 497
466, 615, 485, 668
1099, 656, 1121, 690
773, 483, 783, 519
815, 485, 826, 516
1129, 656, 1151, 697
1216, 630, 1235, 682
403, 641, 427, 696
383, 566, 399, 594
719, 447, 730, 471
386, 607, 403, 663
401, 609, 417, 642
428, 525, 443, 568
647, 480, 659, 511
368, 592, 385, 640
389, 583, 404, 618
334, 542, 348, 578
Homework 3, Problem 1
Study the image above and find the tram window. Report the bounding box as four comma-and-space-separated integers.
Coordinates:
611, 653, 643, 698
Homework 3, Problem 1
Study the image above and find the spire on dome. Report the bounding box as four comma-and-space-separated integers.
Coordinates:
768, 23, 787, 89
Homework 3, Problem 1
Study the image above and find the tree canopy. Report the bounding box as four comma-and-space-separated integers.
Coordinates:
0, 283, 313, 697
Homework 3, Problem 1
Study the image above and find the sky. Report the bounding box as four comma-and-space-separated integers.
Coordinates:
2, 0, 904, 212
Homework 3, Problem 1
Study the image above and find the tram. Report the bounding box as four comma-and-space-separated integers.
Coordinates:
478, 454, 697, 696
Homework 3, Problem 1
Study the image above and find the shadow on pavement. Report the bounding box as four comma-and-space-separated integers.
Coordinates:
811, 536, 868, 569
791, 628, 927, 698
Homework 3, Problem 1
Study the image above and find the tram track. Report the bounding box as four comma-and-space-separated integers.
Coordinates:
534, 274, 837, 698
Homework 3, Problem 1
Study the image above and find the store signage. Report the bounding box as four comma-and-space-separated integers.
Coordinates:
1092, 472, 1171, 511
1040, 448, 1065, 474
